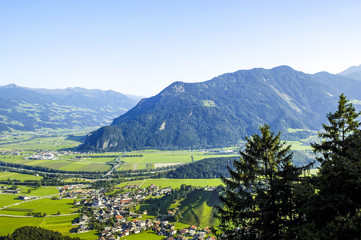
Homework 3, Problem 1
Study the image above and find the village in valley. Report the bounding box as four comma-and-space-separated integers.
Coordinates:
59, 183, 217, 240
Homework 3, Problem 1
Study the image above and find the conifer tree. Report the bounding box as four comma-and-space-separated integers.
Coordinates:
311, 93, 361, 162
216, 124, 310, 240
305, 94, 361, 238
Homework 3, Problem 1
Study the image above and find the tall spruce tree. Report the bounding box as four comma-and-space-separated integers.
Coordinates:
311, 93, 361, 162
216, 124, 310, 240
305, 94, 361, 239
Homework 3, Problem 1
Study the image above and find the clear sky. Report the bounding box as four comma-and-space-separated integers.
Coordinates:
1, 1, 361, 97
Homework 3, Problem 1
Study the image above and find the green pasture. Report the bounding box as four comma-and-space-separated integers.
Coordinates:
58, 162, 110, 172
117, 178, 224, 189
0, 154, 112, 172
0, 216, 44, 236
120, 231, 164, 240
0, 194, 22, 207
0, 214, 80, 237
41, 214, 80, 234
1, 198, 76, 216
138, 189, 220, 227
178, 190, 220, 227
0, 185, 58, 198
0, 171, 43, 181
117, 150, 238, 170
24, 186, 59, 197
174, 222, 191, 229
69, 230, 99, 240
0, 155, 30, 164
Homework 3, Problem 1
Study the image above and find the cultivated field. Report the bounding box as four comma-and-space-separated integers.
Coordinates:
117, 150, 238, 171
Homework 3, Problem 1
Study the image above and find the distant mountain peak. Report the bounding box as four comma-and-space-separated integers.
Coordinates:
338, 64, 361, 81
339, 64, 361, 75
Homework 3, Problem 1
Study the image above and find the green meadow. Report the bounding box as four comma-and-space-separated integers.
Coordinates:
0, 194, 22, 207
1, 198, 77, 216
0, 171, 43, 181
69, 230, 99, 240
117, 150, 238, 170
0, 216, 44, 236
178, 190, 220, 227
115, 231, 163, 240
0, 154, 114, 172
41, 214, 80, 234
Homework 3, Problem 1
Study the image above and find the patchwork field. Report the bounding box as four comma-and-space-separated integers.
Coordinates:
117, 150, 238, 171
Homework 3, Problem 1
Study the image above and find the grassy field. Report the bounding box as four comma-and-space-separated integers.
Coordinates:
1, 198, 76, 216
0, 194, 22, 207
117, 150, 238, 171
41, 214, 80, 234
0, 214, 80, 237
117, 231, 163, 240
0, 185, 59, 197
117, 178, 224, 189
138, 189, 220, 227
0, 216, 44, 236
178, 190, 220, 227
69, 230, 99, 240
0, 171, 43, 181
0, 154, 113, 172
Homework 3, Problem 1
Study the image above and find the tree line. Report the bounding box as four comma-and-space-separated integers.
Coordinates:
215, 94, 361, 239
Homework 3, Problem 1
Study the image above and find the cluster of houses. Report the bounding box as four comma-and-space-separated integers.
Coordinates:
59, 183, 217, 239
25, 151, 59, 160
22, 150, 105, 161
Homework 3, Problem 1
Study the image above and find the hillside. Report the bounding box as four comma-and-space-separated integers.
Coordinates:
80, 66, 361, 151
0, 85, 138, 131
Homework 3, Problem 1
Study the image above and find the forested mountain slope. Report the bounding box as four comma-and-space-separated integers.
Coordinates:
80, 66, 361, 151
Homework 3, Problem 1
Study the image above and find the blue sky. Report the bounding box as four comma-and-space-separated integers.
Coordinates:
1, 1, 361, 96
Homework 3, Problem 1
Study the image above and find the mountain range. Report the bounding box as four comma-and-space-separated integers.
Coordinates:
79, 66, 361, 151
0, 84, 139, 132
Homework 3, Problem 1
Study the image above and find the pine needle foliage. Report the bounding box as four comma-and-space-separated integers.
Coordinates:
216, 124, 311, 240
311, 93, 361, 162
